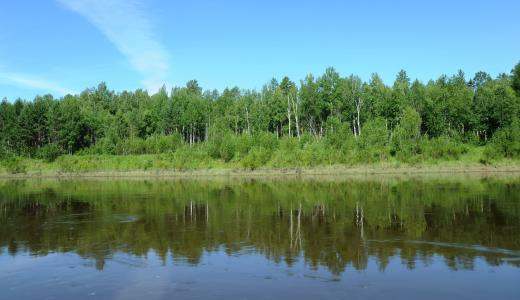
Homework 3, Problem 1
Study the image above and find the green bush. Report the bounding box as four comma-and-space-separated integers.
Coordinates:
300, 140, 330, 166
79, 137, 116, 155
119, 138, 147, 155
358, 118, 388, 149
268, 137, 303, 167
325, 123, 355, 150
422, 136, 468, 160
239, 132, 279, 169
206, 132, 237, 162
56, 155, 74, 172
0, 145, 9, 160
168, 146, 214, 170
270, 148, 300, 168
355, 118, 389, 163
219, 134, 236, 162
279, 136, 299, 151
252, 132, 279, 151
235, 134, 254, 159
391, 107, 422, 159
56, 155, 98, 172
241, 146, 272, 170
144, 133, 183, 154
483, 119, 520, 160
298, 132, 316, 148
36, 144, 63, 162
2, 157, 27, 174
81, 133, 184, 156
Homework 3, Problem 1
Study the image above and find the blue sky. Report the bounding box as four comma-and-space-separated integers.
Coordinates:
0, 0, 519, 100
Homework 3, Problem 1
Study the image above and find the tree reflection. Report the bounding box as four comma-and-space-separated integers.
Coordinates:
0, 177, 519, 274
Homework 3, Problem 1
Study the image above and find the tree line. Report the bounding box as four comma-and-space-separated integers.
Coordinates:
1, 63, 519, 165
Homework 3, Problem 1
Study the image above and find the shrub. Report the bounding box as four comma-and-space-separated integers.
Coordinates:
299, 132, 316, 148
119, 138, 147, 155
235, 134, 254, 159
144, 133, 183, 154
56, 155, 97, 173
358, 118, 388, 149
391, 107, 422, 159
81, 133, 184, 156
483, 119, 520, 160
219, 134, 236, 162
168, 145, 213, 170
268, 137, 303, 167
355, 118, 389, 163
206, 132, 237, 162
36, 144, 63, 162
300, 140, 330, 166
79, 137, 116, 155
252, 132, 279, 151
422, 136, 468, 160
0, 145, 9, 160
279, 136, 299, 152
241, 146, 271, 170
270, 145, 300, 168
2, 156, 27, 174
56, 155, 74, 173
325, 123, 355, 150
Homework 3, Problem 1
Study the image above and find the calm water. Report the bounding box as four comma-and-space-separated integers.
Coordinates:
1, 176, 519, 299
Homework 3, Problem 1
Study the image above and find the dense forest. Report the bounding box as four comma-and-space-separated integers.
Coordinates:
1, 63, 519, 171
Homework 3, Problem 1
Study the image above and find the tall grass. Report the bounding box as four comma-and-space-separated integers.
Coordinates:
1, 129, 518, 174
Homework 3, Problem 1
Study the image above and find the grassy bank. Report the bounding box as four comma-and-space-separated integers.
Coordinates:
1, 146, 519, 178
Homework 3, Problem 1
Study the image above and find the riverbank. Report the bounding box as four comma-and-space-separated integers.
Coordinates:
1, 157, 519, 179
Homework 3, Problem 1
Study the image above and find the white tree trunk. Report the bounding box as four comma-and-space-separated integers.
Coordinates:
292, 95, 301, 140
245, 106, 251, 135
356, 99, 361, 135
287, 96, 292, 137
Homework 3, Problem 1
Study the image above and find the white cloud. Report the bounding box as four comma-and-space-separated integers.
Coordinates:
0, 72, 75, 96
58, 0, 170, 92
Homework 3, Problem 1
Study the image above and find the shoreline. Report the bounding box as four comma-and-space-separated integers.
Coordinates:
2, 163, 520, 179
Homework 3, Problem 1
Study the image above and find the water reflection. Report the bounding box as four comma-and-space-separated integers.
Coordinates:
1, 177, 519, 275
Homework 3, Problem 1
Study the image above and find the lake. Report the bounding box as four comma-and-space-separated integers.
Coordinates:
1, 176, 519, 299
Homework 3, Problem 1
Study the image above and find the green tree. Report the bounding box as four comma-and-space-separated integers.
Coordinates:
512, 62, 520, 96
392, 107, 422, 158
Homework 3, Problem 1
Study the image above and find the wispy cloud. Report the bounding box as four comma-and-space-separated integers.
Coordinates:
58, 0, 170, 92
0, 72, 75, 96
